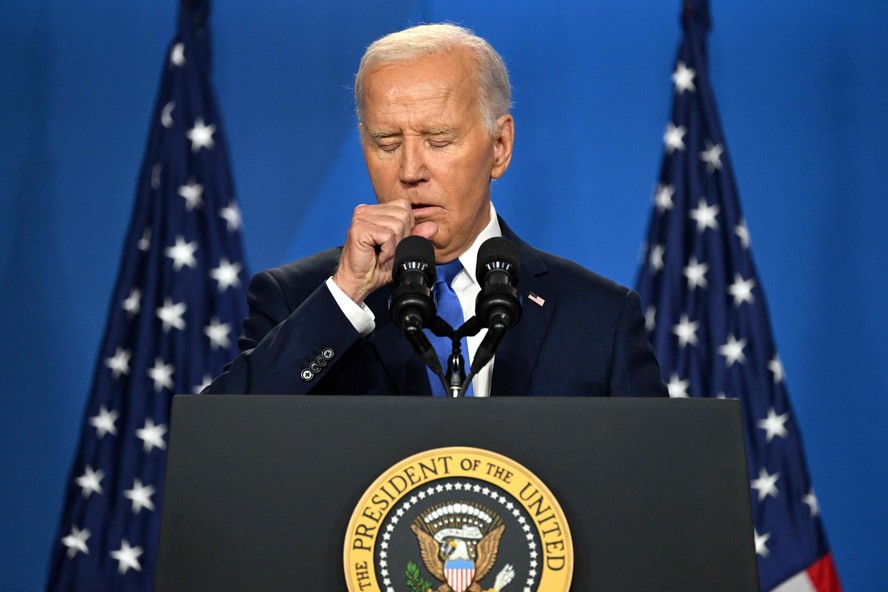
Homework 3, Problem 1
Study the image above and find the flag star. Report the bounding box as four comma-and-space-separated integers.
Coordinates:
757, 407, 790, 443
672, 314, 700, 348
156, 297, 187, 332
169, 42, 186, 67
735, 218, 751, 249
194, 374, 213, 394
136, 418, 168, 452
219, 201, 242, 231
751, 467, 780, 501
177, 179, 204, 211
164, 235, 198, 271
672, 61, 697, 93
700, 141, 724, 172
653, 183, 675, 213
728, 274, 756, 307
718, 334, 747, 367
104, 346, 131, 379
803, 489, 820, 517
210, 258, 243, 292
161, 101, 175, 129
138, 227, 152, 251
754, 529, 771, 557
684, 256, 709, 290
644, 305, 657, 333
649, 244, 665, 272
62, 525, 90, 558
187, 117, 216, 152
689, 198, 720, 232
667, 373, 690, 398
75, 466, 104, 498
204, 317, 232, 350
768, 354, 785, 384
124, 479, 157, 513
122, 287, 141, 317
663, 122, 687, 154
147, 358, 175, 393
89, 406, 119, 438
111, 540, 144, 574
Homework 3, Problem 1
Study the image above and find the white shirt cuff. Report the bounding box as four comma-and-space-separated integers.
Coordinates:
325, 277, 376, 336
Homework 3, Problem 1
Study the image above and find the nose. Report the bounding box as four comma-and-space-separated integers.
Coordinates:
399, 138, 428, 186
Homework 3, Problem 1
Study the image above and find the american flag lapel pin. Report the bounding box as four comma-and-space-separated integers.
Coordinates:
528, 292, 545, 307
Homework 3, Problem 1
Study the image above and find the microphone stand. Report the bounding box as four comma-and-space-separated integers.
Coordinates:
427, 316, 478, 398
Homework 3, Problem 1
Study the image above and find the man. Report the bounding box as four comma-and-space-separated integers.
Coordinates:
204, 24, 666, 398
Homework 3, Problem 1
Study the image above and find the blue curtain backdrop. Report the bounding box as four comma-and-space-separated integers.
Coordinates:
1, 2, 885, 590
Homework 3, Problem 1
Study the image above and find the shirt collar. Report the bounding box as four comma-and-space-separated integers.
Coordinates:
456, 202, 502, 287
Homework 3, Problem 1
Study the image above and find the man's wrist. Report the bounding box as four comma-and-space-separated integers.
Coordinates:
325, 277, 375, 336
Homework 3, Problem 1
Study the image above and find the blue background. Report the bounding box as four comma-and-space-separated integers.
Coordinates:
2, 2, 885, 589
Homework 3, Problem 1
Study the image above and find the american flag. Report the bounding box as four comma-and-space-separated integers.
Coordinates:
46, 1, 247, 589
635, 1, 841, 590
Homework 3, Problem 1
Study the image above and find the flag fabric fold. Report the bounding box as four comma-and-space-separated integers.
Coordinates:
47, 1, 247, 588
634, 1, 841, 590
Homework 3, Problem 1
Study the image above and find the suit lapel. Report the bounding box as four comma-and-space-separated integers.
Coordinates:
491, 220, 556, 397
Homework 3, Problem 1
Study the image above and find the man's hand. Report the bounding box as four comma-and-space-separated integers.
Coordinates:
332, 199, 438, 303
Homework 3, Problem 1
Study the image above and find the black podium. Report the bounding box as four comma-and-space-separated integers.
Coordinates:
156, 396, 759, 591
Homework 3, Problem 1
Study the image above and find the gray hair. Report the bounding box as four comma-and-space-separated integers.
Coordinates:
354, 23, 512, 134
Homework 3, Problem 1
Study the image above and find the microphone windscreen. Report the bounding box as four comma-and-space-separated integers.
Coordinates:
476, 237, 520, 283
393, 236, 436, 283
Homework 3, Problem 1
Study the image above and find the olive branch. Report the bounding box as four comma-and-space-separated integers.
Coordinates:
405, 561, 433, 592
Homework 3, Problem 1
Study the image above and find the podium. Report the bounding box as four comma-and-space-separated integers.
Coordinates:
156, 396, 759, 591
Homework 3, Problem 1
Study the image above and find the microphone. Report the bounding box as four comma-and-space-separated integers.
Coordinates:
390, 236, 436, 329
475, 237, 522, 331
389, 236, 445, 379
463, 237, 522, 386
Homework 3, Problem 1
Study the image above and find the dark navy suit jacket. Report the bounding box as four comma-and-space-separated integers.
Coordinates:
205, 219, 667, 397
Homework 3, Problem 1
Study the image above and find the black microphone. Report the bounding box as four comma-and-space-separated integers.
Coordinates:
389, 236, 445, 380
464, 237, 522, 385
390, 236, 436, 329
475, 237, 522, 331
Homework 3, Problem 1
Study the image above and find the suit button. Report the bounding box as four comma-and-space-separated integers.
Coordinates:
315, 355, 327, 368
321, 347, 334, 360
309, 362, 321, 373
300, 369, 313, 382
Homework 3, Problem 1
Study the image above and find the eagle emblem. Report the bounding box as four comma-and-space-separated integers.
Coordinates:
410, 501, 515, 592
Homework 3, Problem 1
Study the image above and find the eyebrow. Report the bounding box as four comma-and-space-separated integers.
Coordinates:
366, 127, 458, 140
367, 130, 401, 140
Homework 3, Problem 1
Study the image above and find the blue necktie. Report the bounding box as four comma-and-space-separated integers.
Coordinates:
426, 260, 473, 397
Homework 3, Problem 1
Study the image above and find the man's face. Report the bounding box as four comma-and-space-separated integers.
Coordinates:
359, 49, 513, 263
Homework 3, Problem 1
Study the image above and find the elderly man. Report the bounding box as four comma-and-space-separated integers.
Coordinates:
205, 24, 666, 398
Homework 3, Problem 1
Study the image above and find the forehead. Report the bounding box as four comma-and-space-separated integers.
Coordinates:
360, 50, 481, 127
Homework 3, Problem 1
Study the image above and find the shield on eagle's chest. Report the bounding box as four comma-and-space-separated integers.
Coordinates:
444, 559, 475, 592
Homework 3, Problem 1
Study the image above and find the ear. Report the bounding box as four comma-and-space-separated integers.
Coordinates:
490, 114, 514, 180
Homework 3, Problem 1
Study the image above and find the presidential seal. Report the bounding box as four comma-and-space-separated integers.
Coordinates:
344, 447, 572, 592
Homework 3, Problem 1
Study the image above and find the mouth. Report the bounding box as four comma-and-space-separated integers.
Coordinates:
410, 203, 438, 216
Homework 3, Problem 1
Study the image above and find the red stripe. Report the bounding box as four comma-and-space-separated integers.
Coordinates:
808, 553, 841, 592
445, 568, 474, 592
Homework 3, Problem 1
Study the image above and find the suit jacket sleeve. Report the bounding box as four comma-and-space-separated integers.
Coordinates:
203, 268, 361, 394
609, 289, 668, 398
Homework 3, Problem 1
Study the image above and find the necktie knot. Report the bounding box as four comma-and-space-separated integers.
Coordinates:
436, 259, 463, 287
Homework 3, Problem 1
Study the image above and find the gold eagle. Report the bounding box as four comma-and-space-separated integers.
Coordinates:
410, 522, 506, 592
